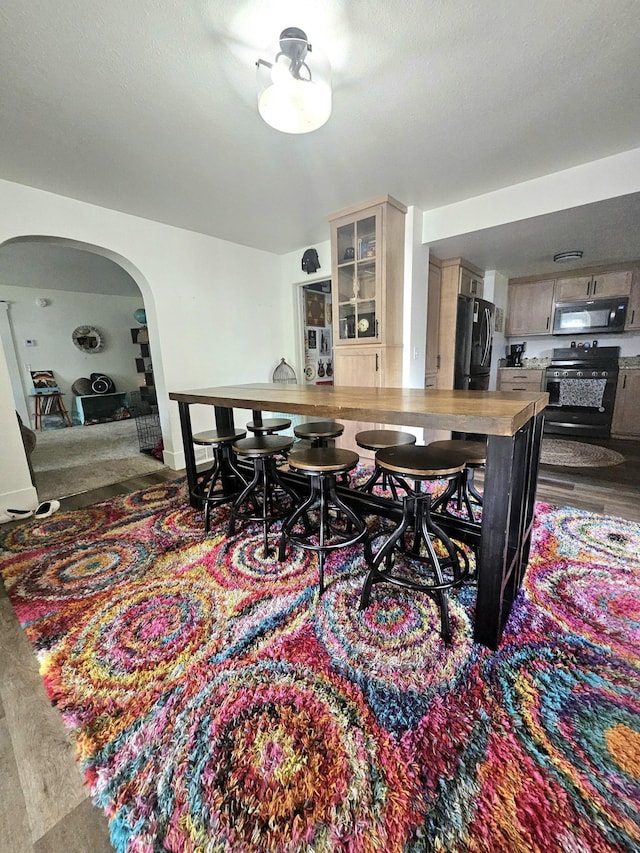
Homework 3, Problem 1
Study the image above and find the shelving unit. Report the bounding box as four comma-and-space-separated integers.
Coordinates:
131, 327, 156, 405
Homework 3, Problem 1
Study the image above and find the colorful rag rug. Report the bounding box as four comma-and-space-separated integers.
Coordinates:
0, 479, 639, 852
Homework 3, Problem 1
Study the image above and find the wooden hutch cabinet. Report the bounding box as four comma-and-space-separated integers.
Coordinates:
329, 195, 407, 453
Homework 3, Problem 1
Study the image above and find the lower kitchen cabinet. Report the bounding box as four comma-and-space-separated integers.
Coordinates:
497, 368, 546, 392
333, 345, 402, 457
611, 370, 640, 438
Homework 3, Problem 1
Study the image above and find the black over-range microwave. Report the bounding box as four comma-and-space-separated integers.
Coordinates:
552, 297, 628, 335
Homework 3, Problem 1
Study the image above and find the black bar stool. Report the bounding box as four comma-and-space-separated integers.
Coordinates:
428, 439, 486, 522
355, 429, 417, 499
246, 417, 291, 435
279, 447, 367, 596
293, 420, 344, 447
228, 435, 298, 556
360, 444, 470, 644
192, 428, 248, 532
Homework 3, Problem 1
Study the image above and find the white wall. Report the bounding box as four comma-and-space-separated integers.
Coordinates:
0, 179, 290, 508
0, 285, 143, 425
0, 330, 37, 512
403, 206, 428, 389
422, 148, 640, 244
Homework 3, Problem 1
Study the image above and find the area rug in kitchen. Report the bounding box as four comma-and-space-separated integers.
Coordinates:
540, 438, 625, 467
0, 481, 638, 853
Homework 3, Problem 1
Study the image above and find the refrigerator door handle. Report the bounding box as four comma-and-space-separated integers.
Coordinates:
481, 307, 492, 366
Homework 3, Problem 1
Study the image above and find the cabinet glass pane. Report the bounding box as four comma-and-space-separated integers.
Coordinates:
355, 300, 376, 339
357, 262, 376, 301
356, 216, 376, 259
338, 266, 356, 302
338, 304, 355, 340
337, 223, 356, 263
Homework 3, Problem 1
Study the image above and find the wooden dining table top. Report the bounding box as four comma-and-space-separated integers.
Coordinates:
169, 383, 549, 437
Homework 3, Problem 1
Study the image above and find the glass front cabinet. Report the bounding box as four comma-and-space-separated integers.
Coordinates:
328, 195, 407, 455
329, 195, 407, 349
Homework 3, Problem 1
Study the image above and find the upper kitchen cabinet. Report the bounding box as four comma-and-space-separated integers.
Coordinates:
505, 279, 555, 337
555, 270, 632, 301
626, 269, 640, 330
441, 258, 484, 298
329, 195, 407, 347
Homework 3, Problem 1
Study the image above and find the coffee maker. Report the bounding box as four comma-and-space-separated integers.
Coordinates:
506, 343, 526, 367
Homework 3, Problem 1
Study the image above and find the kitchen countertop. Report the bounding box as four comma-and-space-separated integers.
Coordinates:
619, 357, 640, 368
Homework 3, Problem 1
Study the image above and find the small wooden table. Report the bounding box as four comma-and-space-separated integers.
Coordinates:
169, 383, 548, 649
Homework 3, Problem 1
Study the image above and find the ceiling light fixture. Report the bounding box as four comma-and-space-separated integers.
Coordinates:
256, 27, 331, 134
553, 250, 584, 263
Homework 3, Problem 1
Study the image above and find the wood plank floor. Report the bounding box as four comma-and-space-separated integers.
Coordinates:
0, 445, 638, 851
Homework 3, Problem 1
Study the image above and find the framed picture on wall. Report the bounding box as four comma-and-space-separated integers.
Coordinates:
307, 330, 317, 349
305, 291, 325, 327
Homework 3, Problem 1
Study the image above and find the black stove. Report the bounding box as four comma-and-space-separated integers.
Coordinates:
547, 346, 619, 380
544, 347, 620, 438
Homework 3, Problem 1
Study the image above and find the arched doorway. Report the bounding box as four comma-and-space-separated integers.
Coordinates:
0, 235, 167, 500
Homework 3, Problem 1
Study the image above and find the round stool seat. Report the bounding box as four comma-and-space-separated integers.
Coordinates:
288, 447, 359, 475
376, 444, 467, 479
246, 418, 291, 435
233, 435, 293, 456
355, 429, 417, 451
193, 428, 247, 445
428, 439, 486, 466
293, 421, 344, 441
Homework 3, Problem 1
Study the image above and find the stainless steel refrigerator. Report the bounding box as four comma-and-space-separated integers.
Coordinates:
454, 295, 495, 391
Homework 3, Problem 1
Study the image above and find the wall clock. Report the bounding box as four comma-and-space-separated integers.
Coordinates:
72, 325, 104, 353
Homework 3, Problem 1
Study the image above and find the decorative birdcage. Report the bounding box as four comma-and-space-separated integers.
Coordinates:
272, 357, 297, 384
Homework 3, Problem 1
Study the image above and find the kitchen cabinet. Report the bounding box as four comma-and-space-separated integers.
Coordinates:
497, 368, 545, 392
435, 257, 486, 389
329, 195, 406, 456
555, 270, 632, 301
333, 344, 403, 457
505, 279, 555, 337
626, 270, 640, 330
441, 258, 484, 299
611, 370, 640, 438
329, 195, 406, 348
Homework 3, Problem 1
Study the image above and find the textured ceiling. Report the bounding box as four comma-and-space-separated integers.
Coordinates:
1, 0, 640, 278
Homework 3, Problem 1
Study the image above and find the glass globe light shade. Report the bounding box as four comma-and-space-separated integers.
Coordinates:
257, 33, 331, 134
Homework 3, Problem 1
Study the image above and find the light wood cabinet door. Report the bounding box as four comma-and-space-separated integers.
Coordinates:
554, 276, 591, 301
333, 346, 383, 456
555, 271, 632, 301
505, 279, 555, 336
459, 268, 484, 297
612, 371, 640, 437
591, 270, 632, 298
626, 271, 640, 330
425, 260, 441, 379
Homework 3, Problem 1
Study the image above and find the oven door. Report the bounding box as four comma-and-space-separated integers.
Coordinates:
544, 373, 616, 438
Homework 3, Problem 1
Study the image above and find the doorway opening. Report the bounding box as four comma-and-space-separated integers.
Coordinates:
300, 279, 333, 386
0, 236, 165, 500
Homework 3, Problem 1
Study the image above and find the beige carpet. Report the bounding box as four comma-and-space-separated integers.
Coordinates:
31, 418, 165, 499
540, 438, 624, 468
